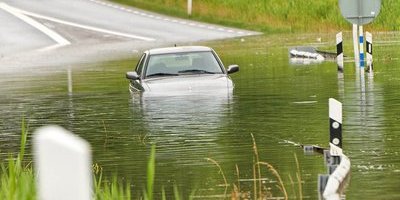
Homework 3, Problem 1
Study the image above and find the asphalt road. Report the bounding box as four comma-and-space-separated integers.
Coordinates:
0, 0, 259, 70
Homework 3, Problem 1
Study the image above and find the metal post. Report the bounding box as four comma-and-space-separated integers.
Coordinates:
359, 25, 365, 68
68, 67, 72, 95
353, 24, 360, 68
336, 32, 344, 72
187, 0, 192, 16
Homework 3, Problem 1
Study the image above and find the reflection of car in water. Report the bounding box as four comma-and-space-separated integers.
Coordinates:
126, 46, 239, 96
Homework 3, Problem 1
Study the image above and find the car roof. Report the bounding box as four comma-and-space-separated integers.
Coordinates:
147, 46, 213, 55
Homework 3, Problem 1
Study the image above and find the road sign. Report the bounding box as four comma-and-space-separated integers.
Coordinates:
339, 0, 381, 25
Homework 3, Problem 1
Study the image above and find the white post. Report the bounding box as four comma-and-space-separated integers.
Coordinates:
329, 98, 343, 153
352, 24, 359, 68
366, 32, 373, 73
34, 126, 92, 200
68, 67, 72, 95
336, 32, 344, 72
187, 0, 192, 16
359, 25, 365, 68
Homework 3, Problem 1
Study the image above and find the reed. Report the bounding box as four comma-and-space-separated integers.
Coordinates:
206, 157, 229, 198
205, 133, 304, 199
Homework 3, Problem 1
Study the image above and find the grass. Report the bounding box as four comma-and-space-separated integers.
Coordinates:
206, 133, 304, 199
0, 118, 36, 200
1, 120, 305, 199
110, 0, 400, 33
0, 120, 153, 200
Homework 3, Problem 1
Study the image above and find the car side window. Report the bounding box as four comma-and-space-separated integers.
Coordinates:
135, 53, 146, 75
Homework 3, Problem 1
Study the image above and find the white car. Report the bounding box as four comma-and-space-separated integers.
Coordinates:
126, 46, 239, 96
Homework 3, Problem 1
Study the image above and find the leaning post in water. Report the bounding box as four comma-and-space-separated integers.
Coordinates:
34, 126, 92, 200
336, 32, 344, 72
366, 32, 373, 73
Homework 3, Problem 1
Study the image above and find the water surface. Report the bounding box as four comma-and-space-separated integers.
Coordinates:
1, 33, 400, 199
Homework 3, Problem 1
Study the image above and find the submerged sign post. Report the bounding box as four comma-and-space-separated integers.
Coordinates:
338, 0, 381, 70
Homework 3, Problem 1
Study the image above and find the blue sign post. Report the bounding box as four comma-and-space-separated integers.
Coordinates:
338, 0, 381, 70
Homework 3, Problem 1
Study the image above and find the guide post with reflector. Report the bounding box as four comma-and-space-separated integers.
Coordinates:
366, 32, 373, 72
329, 98, 342, 151
336, 32, 344, 72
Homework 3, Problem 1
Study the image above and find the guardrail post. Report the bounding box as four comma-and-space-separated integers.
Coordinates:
34, 126, 92, 200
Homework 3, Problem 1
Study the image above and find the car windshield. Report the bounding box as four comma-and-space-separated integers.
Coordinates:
145, 51, 223, 78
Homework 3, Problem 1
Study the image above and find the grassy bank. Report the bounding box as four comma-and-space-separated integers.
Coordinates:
111, 0, 400, 33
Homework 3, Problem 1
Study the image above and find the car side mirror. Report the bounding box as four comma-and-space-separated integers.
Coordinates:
227, 65, 239, 74
126, 71, 140, 80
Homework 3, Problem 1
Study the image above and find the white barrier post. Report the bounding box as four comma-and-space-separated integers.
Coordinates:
34, 126, 92, 200
336, 32, 344, 72
353, 24, 360, 68
366, 32, 373, 73
187, 0, 192, 16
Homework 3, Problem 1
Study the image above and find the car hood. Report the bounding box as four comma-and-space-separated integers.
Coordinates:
141, 74, 233, 96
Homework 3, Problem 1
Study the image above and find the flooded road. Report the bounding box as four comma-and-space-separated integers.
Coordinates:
1, 33, 400, 199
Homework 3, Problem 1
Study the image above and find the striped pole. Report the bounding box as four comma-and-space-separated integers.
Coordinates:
329, 98, 342, 151
353, 24, 359, 68
366, 32, 373, 73
359, 25, 365, 68
336, 32, 344, 72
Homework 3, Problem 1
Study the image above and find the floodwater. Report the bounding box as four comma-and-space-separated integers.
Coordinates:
1, 33, 400, 199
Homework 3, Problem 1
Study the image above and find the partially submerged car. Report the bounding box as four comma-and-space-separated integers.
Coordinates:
126, 46, 239, 96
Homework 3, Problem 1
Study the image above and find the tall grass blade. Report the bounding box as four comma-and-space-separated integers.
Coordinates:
146, 144, 156, 200
258, 161, 288, 200
294, 153, 303, 200
206, 157, 228, 198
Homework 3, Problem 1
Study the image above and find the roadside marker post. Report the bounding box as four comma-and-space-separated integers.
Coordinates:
34, 126, 92, 200
318, 98, 350, 200
187, 0, 192, 16
329, 98, 342, 150
336, 32, 344, 72
68, 67, 73, 95
366, 32, 373, 73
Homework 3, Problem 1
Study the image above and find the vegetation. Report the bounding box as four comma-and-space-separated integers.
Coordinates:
111, 0, 400, 33
1, 120, 305, 199
205, 133, 303, 199
0, 121, 130, 200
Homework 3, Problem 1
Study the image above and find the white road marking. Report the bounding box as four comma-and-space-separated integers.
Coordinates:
86, 0, 255, 36
9, 5, 155, 41
0, 2, 71, 49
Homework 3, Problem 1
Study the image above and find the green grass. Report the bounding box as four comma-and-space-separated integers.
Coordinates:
110, 0, 400, 33
0, 120, 134, 200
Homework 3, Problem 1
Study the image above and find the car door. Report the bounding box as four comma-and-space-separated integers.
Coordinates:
131, 53, 147, 91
